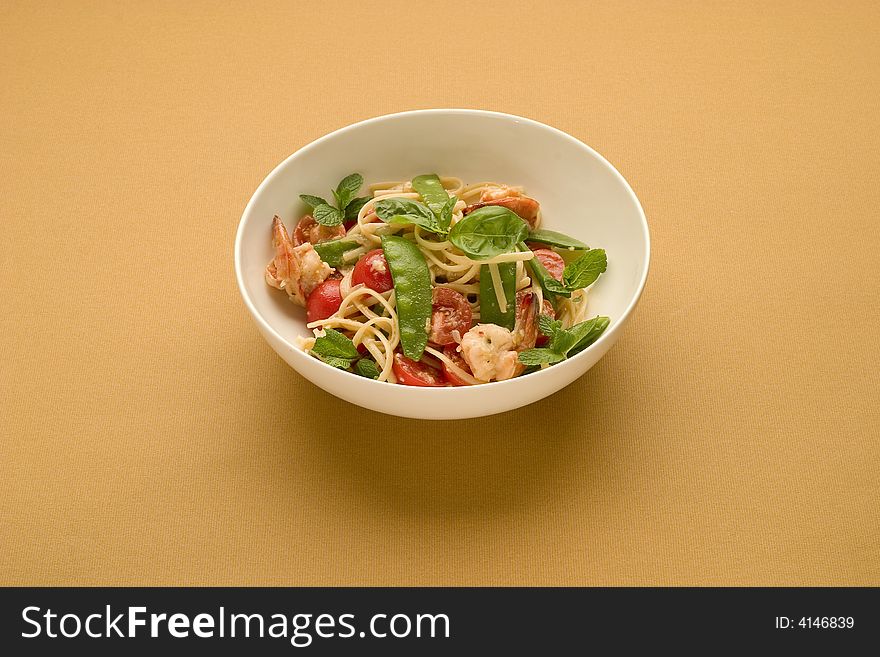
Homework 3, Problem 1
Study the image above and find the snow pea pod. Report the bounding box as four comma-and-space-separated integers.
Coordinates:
479, 262, 516, 330
411, 173, 449, 216
313, 239, 361, 268
527, 229, 589, 251
381, 235, 432, 360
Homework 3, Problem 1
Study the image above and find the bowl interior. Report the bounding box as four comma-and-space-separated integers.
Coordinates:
235, 110, 648, 418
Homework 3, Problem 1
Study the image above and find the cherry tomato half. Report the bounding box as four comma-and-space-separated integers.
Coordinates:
536, 299, 556, 346
292, 215, 346, 246
392, 353, 445, 387
441, 344, 473, 386
533, 248, 565, 281
351, 249, 393, 293
306, 279, 343, 323
429, 287, 472, 346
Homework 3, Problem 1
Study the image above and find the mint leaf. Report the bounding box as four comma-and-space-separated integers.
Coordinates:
520, 316, 610, 368
333, 173, 364, 211
375, 198, 444, 235
300, 194, 328, 209
517, 348, 566, 366
344, 196, 370, 221
355, 358, 381, 379
313, 204, 344, 227
563, 249, 607, 290
317, 354, 355, 369
311, 328, 359, 362
538, 314, 562, 338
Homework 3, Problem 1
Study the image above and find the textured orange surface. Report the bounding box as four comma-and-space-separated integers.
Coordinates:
1, 0, 878, 585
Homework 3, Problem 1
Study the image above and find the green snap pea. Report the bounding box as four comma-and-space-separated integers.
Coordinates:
381, 235, 432, 360
313, 239, 360, 268
527, 229, 589, 251
411, 173, 450, 215
479, 262, 516, 330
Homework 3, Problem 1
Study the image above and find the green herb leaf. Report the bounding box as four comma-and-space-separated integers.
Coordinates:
437, 196, 456, 234
300, 194, 329, 209
344, 196, 370, 221
563, 249, 607, 289
412, 173, 450, 216
333, 173, 364, 211
517, 348, 566, 366
313, 204, 344, 227
538, 314, 562, 338
527, 229, 589, 251
448, 206, 530, 260
375, 198, 444, 234
311, 328, 359, 363
313, 239, 361, 267
528, 251, 571, 298
568, 316, 610, 355
518, 315, 610, 368
355, 358, 381, 379
318, 355, 355, 369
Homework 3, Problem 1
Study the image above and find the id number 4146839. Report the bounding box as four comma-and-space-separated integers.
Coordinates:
775, 617, 854, 629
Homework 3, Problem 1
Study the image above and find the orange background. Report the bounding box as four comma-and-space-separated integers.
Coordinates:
1, 1, 878, 585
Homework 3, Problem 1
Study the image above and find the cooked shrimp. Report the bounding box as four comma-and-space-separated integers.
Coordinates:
480, 185, 524, 202
464, 187, 541, 228
512, 291, 539, 350
459, 324, 521, 382
292, 215, 346, 246
266, 216, 333, 306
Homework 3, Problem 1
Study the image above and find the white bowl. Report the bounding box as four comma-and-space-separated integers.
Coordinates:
235, 110, 649, 419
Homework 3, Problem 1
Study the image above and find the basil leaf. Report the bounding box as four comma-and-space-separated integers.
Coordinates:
344, 196, 370, 221
375, 198, 443, 234
412, 173, 450, 216
448, 206, 529, 259
313, 204, 344, 227
527, 229, 589, 251
333, 173, 364, 211
300, 194, 328, 210
517, 348, 566, 366
313, 239, 360, 267
355, 358, 381, 379
311, 328, 360, 361
437, 196, 456, 234
528, 252, 571, 298
568, 316, 610, 355
563, 249, 607, 289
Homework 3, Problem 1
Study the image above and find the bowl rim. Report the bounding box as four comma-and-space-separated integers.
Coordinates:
234, 108, 650, 392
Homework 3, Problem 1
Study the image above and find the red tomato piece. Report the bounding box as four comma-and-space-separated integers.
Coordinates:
535, 299, 556, 346
429, 288, 473, 346
351, 249, 393, 293
306, 279, 343, 323
533, 248, 565, 281
392, 353, 445, 387
292, 215, 346, 246
441, 344, 473, 386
